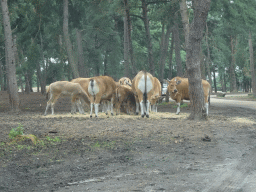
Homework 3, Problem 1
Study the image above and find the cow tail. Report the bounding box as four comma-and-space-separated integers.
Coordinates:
143, 71, 147, 106
90, 79, 94, 95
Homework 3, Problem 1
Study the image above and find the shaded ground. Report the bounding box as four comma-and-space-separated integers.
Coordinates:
0, 91, 256, 192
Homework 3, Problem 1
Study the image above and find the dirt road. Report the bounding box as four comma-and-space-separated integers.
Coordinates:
0, 92, 256, 192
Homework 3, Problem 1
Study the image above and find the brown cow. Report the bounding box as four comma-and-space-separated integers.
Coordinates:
132, 71, 154, 118
150, 77, 162, 112
44, 81, 90, 115
88, 76, 117, 118
118, 77, 132, 86
115, 84, 135, 115
71, 77, 91, 113
167, 77, 211, 115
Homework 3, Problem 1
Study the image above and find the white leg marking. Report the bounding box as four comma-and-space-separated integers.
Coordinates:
140, 101, 144, 117
205, 103, 209, 116
136, 102, 140, 114
90, 103, 94, 117
95, 103, 99, 117
176, 103, 180, 115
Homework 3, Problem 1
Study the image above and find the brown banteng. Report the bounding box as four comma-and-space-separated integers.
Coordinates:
71, 78, 91, 112
88, 76, 117, 117
167, 77, 211, 115
132, 71, 154, 118
44, 81, 90, 115
150, 77, 162, 112
118, 77, 132, 86
115, 84, 135, 115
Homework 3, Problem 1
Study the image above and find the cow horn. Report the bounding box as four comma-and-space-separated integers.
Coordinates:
167, 78, 170, 82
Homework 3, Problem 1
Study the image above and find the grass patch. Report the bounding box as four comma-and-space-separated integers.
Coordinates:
91, 140, 117, 150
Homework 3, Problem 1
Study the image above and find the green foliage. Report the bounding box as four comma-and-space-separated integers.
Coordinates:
9, 124, 24, 139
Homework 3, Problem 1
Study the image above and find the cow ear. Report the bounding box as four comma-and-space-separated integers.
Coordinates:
176, 80, 181, 85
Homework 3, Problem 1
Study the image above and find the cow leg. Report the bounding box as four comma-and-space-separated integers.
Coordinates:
51, 102, 55, 115
145, 100, 150, 118
44, 102, 51, 116
205, 103, 209, 116
139, 101, 145, 118
135, 102, 140, 115
94, 103, 99, 117
176, 103, 180, 115
110, 98, 114, 116
77, 99, 85, 114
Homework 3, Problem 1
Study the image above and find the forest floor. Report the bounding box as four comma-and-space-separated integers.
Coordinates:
0, 91, 256, 192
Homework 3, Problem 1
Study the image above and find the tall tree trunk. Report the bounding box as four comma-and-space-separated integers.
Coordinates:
249, 30, 256, 96
76, 28, 87, 77
213, 67, 217, 93
63, 0, 79, 78
168, 32, 174, 79
200, 46, 206, 80
159, 24, 172, 84
123, 16, 130, 78
230, 36, 237, 93
173, 21, 183, 77
1, 0, 20, 111
0, 55, 4, 91
39, 32, 46, 94
205, 23, 212, 89
141, 0, 154, 76
181, 0, 211, 120
179, 0, 189, 49
103, 51, 109, 76
124, 0, 136, 76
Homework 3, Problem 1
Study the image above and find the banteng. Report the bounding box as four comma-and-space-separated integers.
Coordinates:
115, 84, 135, 115
88, 76, 117, 117
167, 77, 211, 115
150, 77, 162, 112
118, 77, 132, 86
44, 81, 90, 115
132, 71, 154, 118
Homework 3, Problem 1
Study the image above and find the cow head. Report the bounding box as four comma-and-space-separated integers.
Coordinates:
167, 78, 182, 95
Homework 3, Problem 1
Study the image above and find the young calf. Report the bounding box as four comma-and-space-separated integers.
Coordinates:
88, 76, 117, 118
150, 77, 162, 112
44, 81, 90, 115
132, 71, 154, 118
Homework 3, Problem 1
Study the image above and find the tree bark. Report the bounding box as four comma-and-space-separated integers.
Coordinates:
249, 31, 256, 96
0, 55, 4, 91
39, 32, 46, 94
1, 0, 20, 111
213, 67, 217, 93
230, 36, 237, 93
182, 0, 211, 120
141, 0, 155, 76
123, 15, 130, 78
124, 0, 136, 76
205, 23, 212, 89
173, 21, 183, 77
159, 24, 172, 84
200, 46, 206, 80
63, 0, 79, 78
179, 0, 189, 51
168, 31, 174, 79
76, 28, 87, 77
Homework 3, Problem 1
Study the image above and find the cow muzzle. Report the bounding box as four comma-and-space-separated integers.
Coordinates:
173, 89, 178, 93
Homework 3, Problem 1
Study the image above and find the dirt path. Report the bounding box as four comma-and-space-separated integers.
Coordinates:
0, 92, 256, 192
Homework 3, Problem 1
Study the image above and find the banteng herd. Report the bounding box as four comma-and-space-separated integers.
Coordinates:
45, 71, 211, 117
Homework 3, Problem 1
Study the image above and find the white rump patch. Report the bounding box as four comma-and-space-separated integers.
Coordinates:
88, 80, 99, 96
138, 75, 153, 94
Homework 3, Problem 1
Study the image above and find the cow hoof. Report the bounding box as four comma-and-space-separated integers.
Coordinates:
111, 113, 114, 116
105, 113, 108, 115
135, 112, 139, 115
146, 115, 149, 118
90, 115, 92, 118
141, 115, 144, 118
95, 115, 98, 118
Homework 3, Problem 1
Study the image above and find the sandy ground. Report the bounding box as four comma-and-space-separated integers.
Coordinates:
0, 91, 256, 192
